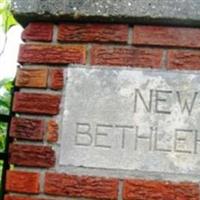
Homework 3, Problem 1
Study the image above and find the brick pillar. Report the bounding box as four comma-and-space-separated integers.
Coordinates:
6, 0, 200, 199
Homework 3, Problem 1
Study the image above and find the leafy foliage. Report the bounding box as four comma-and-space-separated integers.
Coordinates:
0, 0, 17, 33
0, 0, 18, 56
0, 79, 13, 115
0, 0, 15, 153
0, 122, 6, 152
0, 79, 13, 153
0, 0, 17, 192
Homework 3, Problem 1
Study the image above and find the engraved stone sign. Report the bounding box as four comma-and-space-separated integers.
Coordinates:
60, 66, 200, 174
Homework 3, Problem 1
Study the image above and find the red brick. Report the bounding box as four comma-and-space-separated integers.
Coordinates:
13, 92, 61, 115
4, 195, 50, 200
58, 23, 128, 43
6, 170, 39, 194
167, 50, 200, 70
45, 173, 118, 199
16, 68, 48, 88
10, 117, 45, 141
91, 45, 163, 68
9, 144, 55, 168
49, 68, 64, 90
47, 120, 58, 143
18, 44, 86, 64
123, 179, 199, 200
133, 25, 200, 48
22, 22, 53, 42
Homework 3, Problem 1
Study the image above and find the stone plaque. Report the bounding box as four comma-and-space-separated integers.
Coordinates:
60, 67, 200, 174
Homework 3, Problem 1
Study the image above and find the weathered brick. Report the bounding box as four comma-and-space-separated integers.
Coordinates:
13, 92, 61, 115
18, 44, 86, 64
22, 22, 53, 42
6, 170, 39, 194
49, 68, 64, 90
9, 144, 55, 168
4, 195, 49, 200
58, 23, 128, 43
10, 117, 44, 141
133, 25, 200, 48
16, 68, 48, 88
167, 50, 200, 70
45, 173, 118, 199
123, 179, 199, 200
47, 120, 58, 143
91, 45, 163, 68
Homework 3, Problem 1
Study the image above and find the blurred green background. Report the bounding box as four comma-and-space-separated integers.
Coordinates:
0, 0, 21, 195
